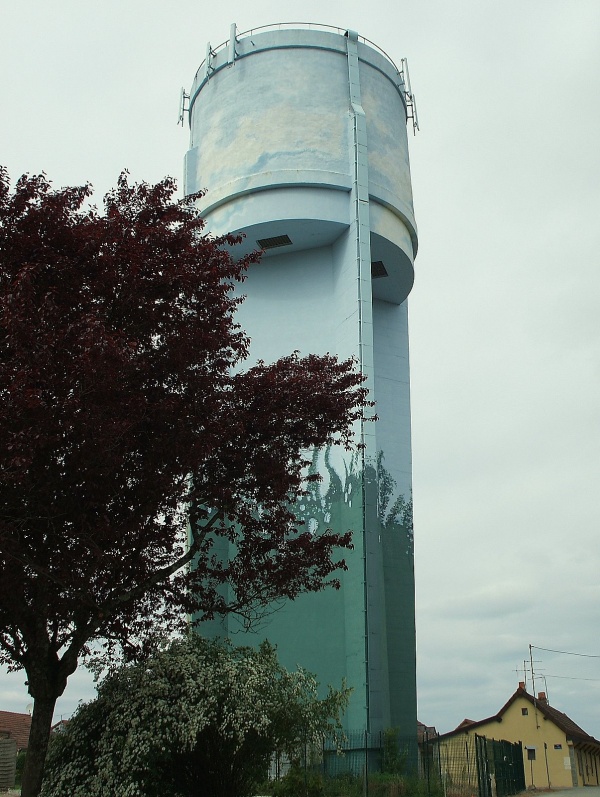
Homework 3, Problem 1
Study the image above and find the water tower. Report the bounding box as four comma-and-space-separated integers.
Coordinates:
183, 23, 418, 737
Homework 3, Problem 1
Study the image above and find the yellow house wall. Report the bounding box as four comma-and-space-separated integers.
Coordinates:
463, 696, 575, 789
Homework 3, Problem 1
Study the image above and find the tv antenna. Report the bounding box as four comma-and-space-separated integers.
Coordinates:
515, 660, 531, 689
178, 87, 190, 126
401, 58, 419, 135
530, 643, 542, 728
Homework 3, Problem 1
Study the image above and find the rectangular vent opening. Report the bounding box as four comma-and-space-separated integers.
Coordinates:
256, 234, 293, 250
371, 260, 388, 279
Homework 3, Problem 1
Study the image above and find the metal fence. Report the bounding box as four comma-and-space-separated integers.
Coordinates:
269, 729, 437, 797
323, 729, 421, 778
432, 733, 525, 797
267, 730, 525, 797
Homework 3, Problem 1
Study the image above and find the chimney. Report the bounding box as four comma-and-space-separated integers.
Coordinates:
518, 681, 526, 690
537, 691, 548, 705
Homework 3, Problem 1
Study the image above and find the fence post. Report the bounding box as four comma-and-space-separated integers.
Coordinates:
425, 729, 431, 796
363, 729, 368, 797
304, 727, 308, 797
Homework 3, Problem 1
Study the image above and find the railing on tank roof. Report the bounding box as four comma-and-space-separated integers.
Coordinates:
185, 23, 418, 133
192, 22, 403, 85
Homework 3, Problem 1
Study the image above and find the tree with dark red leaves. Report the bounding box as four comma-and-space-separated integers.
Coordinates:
0, 169, 368, 797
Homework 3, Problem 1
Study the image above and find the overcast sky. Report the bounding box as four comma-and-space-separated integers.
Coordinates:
1, 0, 599, 736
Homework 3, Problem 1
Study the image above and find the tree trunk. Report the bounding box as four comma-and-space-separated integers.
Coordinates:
20, 693, 58, 797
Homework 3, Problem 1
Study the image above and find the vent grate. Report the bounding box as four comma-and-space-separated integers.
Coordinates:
371, 260, 388, 279
256, 234, 293, 250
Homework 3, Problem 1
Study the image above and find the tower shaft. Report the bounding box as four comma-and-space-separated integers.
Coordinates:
184, 23, 418, 736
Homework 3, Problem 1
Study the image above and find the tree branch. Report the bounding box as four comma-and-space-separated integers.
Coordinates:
101, 508, 222, 612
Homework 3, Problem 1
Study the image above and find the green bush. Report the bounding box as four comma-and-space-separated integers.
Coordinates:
40, 636, 349, 797
265, 764, 325, 797
324, 771, 364, 797
381, 729, 408, 775
15, 750, 26, 787
369, 773, 445, 797
260, 769, 444, 797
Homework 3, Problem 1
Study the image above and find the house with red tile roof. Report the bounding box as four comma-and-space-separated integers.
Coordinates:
0, 710, 31, 751
438, 683, 600, 789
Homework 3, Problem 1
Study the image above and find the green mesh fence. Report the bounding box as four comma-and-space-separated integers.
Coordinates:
431, 734, 525, 797
266, 730, 524, 797
322, 730, 420, 778
268, 730, 442, 797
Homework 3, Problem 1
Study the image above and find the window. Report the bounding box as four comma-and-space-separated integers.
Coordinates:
554, 744, 562, 750
522, 708, 529, 715
527, 748, 536, 761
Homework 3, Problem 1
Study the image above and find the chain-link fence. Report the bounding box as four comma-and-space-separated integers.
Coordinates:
323, 729, 420, 777
265, 730, 524, 797
267, 729, 441, 797
431, 733, 525, 797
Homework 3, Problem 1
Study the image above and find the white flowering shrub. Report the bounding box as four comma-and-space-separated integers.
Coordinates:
40, 636, 349, 797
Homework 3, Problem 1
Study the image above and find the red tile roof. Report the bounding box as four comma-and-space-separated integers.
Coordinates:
440, 686, 600, 749
0, 710, 31, 750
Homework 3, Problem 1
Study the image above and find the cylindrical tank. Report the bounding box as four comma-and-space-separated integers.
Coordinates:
184, 23, 417, 304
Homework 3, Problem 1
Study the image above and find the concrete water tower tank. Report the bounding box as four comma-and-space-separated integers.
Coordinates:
184, 23, 418, 738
